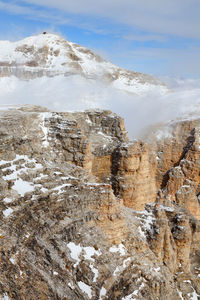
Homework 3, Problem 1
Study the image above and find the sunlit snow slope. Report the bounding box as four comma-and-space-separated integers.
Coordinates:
0, 33, 167, 95
2, 33, 200, 139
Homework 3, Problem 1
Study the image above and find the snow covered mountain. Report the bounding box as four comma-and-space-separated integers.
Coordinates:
1, 35, 200, 141
0, 33, 167, 95
0, 33, 181, 139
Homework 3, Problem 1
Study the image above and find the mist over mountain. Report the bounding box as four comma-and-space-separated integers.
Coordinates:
0, 33, 200, 139
0, 33, 167, 91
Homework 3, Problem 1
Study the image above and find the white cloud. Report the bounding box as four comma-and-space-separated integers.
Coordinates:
18, 0, 200, 39
123, 34, 167, 43
0, 1, 33, 15
0, 1, 71, 25
1, 75, 200, 139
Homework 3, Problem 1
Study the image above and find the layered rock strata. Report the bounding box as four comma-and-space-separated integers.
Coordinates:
0, 106, 199, 299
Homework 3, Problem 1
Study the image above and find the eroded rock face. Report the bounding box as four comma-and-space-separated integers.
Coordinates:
0, 106, 200, 299
111, 141, 157, 210
153, 121, 200, 220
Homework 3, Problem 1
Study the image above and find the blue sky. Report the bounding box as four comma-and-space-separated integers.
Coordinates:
0, 0, 200, 77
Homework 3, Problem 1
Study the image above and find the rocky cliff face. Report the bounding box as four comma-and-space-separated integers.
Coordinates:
148, 119, 200, 221
0, 106, 200, 300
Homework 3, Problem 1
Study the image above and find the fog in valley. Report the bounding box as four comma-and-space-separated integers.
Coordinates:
1, 75, 200, 139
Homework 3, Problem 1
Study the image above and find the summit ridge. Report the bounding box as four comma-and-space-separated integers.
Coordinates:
0, 33, 168, 95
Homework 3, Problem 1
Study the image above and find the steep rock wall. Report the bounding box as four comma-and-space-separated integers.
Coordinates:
0, 106, 200, 299
152, 120, 200, 220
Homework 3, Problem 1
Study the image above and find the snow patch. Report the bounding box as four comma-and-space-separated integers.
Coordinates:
53, 183, 72, 195
41, 187, 48, 193
99, 287, 107, 300
109, 243, 126, 256
90, 264, 99, 282
3, 208, 13, 217
113, 266, 120, 276
3, 198, 12, 204
13, 178, 34, 196
83, 246, 101, 261
177, 290, 184, 300
113, 257, 131, 277
154, 267, 160, 272
123, 257, 131, 268
159, 205, 174, 212
9, 257, 16, 264
67, 243, 101, 270
78, 281, 92, 299
68, 282, 75, 290
122, 282, 145, 299
143, 215, 155, 233
190, 290, 200, 300
1, 293, 10, 300
138, 226, 146, 238
39, 112, 51, 147
122, 291, 138, 300
186, 284, 200, 300
67, 242, 82, 267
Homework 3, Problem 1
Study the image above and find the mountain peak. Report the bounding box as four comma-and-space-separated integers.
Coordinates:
17, 32, 67, 45
0, 34, 168, 95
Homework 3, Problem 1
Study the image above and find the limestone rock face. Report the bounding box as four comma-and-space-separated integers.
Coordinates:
112, 141, 157, 210
0, 106, 200, 299
152, 120, 200, 220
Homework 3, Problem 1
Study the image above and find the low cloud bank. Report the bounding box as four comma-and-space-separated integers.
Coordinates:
1, 75, 200, 139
